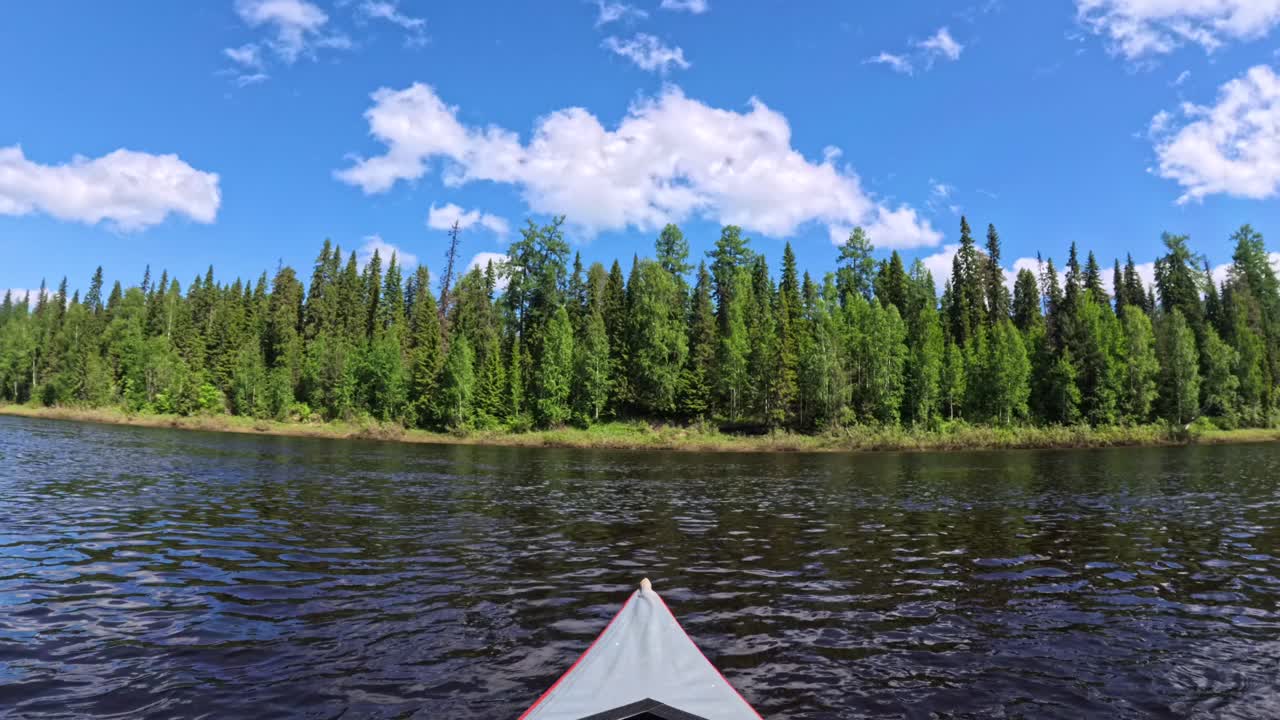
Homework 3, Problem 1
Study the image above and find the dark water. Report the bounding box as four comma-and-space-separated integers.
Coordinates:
2, 417, 1279, 719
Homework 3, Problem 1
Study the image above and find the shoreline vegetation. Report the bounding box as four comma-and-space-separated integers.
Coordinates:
4, 216, 1280, 452
5, 404, 1280, 454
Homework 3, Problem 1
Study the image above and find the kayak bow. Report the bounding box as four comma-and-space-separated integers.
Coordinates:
519, 578, 761, 720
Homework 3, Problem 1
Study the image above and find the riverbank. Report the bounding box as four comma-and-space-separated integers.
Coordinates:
4, 404, 1279, 453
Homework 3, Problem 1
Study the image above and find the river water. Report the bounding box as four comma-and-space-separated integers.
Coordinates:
1, 415, 1278, 718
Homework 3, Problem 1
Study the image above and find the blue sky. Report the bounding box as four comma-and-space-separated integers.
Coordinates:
2, 0, 1279, 299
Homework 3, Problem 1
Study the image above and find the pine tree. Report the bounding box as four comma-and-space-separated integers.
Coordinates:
655, 223, 691, 280
835, 226, 876, 304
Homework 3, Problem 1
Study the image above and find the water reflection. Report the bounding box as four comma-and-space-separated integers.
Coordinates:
1, 416, 1278, 718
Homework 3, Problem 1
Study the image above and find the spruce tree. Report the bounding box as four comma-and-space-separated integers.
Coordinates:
985, 224, 1011, 323
407, 265, 443, 427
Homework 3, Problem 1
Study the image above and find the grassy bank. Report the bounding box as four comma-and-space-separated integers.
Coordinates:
4, 403, 1279, 454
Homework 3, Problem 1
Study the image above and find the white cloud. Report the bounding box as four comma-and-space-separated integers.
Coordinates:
466, 251, 510, 290
3, 288, 49, 305
919, 27, 964, 63
869, 27, 963, 75
660, 0, 709, 13
865, 51, 913, 75
1173, 69, 1191, 86
595, 0, 647, 27
224, 43, 263, 69
427, 202, 510, 236
357, 234, 418, 269
222, 43, 271, 86
0, 145, 220, 230
335, 83, 941, 247
1076, 0, 1280, 60
863, 206, 943, 250
603, 34, 690, 73
358, 1, 427, 46
921, 243, 960, 287
234, 0, 349, 63
927, 180, 961, 216
1149, 65, 1280, 204
1004, 256, 1042, 291
235, 72, 271, 87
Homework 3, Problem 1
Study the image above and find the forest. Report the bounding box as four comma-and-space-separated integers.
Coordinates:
2, 217, 1278, 437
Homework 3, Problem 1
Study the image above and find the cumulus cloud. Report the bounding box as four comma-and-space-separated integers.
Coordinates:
427, 202, 510, 236
358, 1, 427, 46
3, 288, 50, 305
234, 0, 350, 63
0, 145, 220, 230
1149, 65, 1280, 204
920, 243, 960, 287
1076, 0, 1280, 59
1004, 256, 1042, 290
335, 83, 940, 247
603, 34, 690, 73
660, 0, 709, 13
357, 234, 417, 269
919, 27, 963, 63
594, 0, 647, 27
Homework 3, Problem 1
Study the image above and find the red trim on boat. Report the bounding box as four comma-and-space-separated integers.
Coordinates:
652, 591, 763, 719
518, 591, 638, 719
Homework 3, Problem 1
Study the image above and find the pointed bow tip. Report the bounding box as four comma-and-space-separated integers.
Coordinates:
639, 577, 652, 593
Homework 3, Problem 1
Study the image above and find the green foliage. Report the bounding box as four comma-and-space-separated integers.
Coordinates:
4, 224, 1278, 439
1158, 309, 1201, 426
835, 226, 876, 304
1118, 306, 1159, 423
439, 335, 475, 428
626, 259, 687, 415
534, 306, 574, 427
574, 308, 610, 422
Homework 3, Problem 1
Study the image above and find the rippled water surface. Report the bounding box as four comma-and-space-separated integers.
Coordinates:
2, 416, 1280, 718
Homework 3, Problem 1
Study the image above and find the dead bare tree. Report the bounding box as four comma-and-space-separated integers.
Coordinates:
438, 220, 462, 344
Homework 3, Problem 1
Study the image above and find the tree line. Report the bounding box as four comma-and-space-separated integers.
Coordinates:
2, 217, 1278, 433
